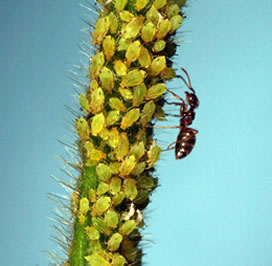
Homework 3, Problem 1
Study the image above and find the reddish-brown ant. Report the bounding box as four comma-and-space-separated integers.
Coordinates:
158, 68, 199, 159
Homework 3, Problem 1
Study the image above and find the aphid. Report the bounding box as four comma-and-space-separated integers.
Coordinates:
145, 82, 166, 99
85, 254, 110, 266
114, 60, 127, 76
112, 254, 126, 266
122, 16, 144, 40
90, 87, 105, 114
96, 163, 112, 181
120, 69, 146, 87
120, 108, 140, 130
99, 66, 114, 93
108, 127, 119, 149
115, 132, 129, 161
96, 182, 109, 196
125, 40, 141, 64
107, 232, 123, 251
75, 117, 90, 141
138, 46, 151, 68
115, 0, 127, 12
147, 141, 161, 167
136, 0, 149, 11
109, 97, 126, 112
149, 56, 166, 76
140, 100, 156, 125
128, 141, 145, 161
91, 112, 105, 136
153, 0, 167, 9
85, 226, 100, 240
123, 178, 138, 200
79, 93, 90, 113
102, 35, 116, 60
120, 10, 135, 22
104, 210, 119, 229
90, 52, 105, 79
170, 15, 183, 32
141, 22, 156, 43
156, 19, 172, 40
119, 87, 133, 101
119, 220, 136, 236
106, 110, 120, 126
112, 191, 125, 206
92, 196, 111, 216
92, 16, 110, 45
153, 40, 166, 53
110, 177, 122, 195
119, 155, 136, 177
133, 83, 147, 106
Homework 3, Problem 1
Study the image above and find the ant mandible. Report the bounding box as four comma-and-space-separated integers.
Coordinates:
158, 68, 199, 159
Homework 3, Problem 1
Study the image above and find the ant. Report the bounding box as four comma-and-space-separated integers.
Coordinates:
158, 68, 199, 159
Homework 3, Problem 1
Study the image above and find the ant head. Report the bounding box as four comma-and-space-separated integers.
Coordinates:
185, 92, 199, 108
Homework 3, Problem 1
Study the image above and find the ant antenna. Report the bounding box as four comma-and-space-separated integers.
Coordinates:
177, 68, 195, 94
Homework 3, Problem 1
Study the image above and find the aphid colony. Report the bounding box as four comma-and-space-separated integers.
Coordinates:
68, 0, 191, 265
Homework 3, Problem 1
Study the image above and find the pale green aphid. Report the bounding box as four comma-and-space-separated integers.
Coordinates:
85, 226, 100, 240
120, 10, 135, 22
112, 253, 126, 266
167, 4, 180, 18
75, 117, 90, 141
90, 52, 105, 79
119, 220, 137, 236
120, 108, 140, 130
109, 162, 120, 175
131, 161, 146, 176
146, 5, 160, 26
90, 87, 105, 114
140, 100, 156, 125
106, 110, 120, 126
85, 254, 110, 266
79, 197, 89, 216
117, 37, 132, 51
99, 66, 114, 93
136, 0, 149, 11
138, 175, 156, 191
91, 112, 105, 136
141, 22, 156, 43
92, 16, 110, 45
79, 93, 90, 113
109, 12, 118, 34
88, 240, 103, 256
85, 141, 106, 162
149, 56, 166, 76
88, 188, 96, 203
138, 46, 151, 68
153, 40, 166, 53
107, 232, 123, 252
115, 132, 129, 161
125, 40, 141, 64
92, 196, 111, 216
119, 87, 133, 101
147, 142, 162, 167
115, 0, 127, 13
156, 19, 172, 40
112, 191, 125, 206
122, 15, 144, 39
108, 127, 119, 149
133, 83, 147, 106
170, 14, 183, 32
123, 178, 138, 200
121, 69, 146, 87
109, 97, 126, 112
114, 60, 127, 76
104, 210, 119, 228
103, 35, 116, 60
145, 83, 166, 99
96, 163, 112, 181
96, 182, 109, 196
153, 0, 167, 9
119, 155, 136, 177
128, 141, 145, 161
110, 177, 122, 195
92, 217, 109, 234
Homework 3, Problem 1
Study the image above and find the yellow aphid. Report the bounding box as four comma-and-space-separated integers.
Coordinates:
109, 98, 126, 112
107, 233, 123, 252
79, 93, 90, 113
92, 196, 111, 216
75, 118, 90, 141
108, 128, 119, 149
119, 87, 133, 101
125, 40, 141, 63
131, 161, 146, 176
156, 19, 172, 40
88, 188, 96, 203
109, 162, 120, 175
147, 142, 161, 167
167, 4, 180, 19
79, 197, 89, 216
103, 35, 116, 60
133, 83, 147, 106
112, 254, 126, 266
85, 226, 100, 240
109, 12, 118, 34
112, 191, 125, 206
115, 132, 129, 161
117, 38, 132, 51
85, 141, 106, 162
97, 182, 109, 196
120, 11, 135, 22
85, 254, 110, 266
128, 141, 145, 161
141, 22, 156, 43
140, 101, 156, 125
106, 110, 120, 126
90, 79, 99, 91
114, 60, 127, 76
170, 15, 183, 32
91, 113, 105, 136
146, 5, 160, 26
79, 214, 86, 224
105, 210, 119, 229
90, 87, 105, 114
121, 69, 146, 87
138, 46, 151, 68
92, 16, 110, 45
99, 66, 114, 93
110, 177, 122, 195
115, 0, 127, 12
123, 178, 138, 200
119, 155, 136, 177
99, 127, 109, 141
153, 40, 166, 52
121, 108, 140, 130
136, 0, 149, 11
119, 220, 137, 236
90, 52, 105, 79
153, 0, 167, 9
145, 83, 166, 99
122, 16, 144, 39
96, 163, 112, 181
149, 56, 166, 76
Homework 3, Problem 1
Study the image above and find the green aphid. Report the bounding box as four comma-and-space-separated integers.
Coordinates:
75, 117, 90, 141
108, 233, 123, 252
131, 161, 146, 176
79, 197, 89, 216
137, 175, 156, 191
147, 142, 161, 167
119, 155, 136, 177
136, 0, 149, 11
112, 253, 126, 266
161, 66, 177, 80
92, 196, 111, 216
99, 66, 114, 93
109, 162, 121, 175
133, 83, 147, 106
136, 128, 147, 145
156, 19, 172, 40
120, 108, 140, 130
96, 163, 112, 182
108, 128, 119, 149
122, 15, 144, 39
123, 178, 138, 200
153, 40, 166, 53
110, 177, 122, 195
103, 35, 116, 60
86, 226, 100, 240
154, 105, 166, 120
120, 239, 137, 262
97, 182, 109, 196
141, 22, 156, 43
91, 112, 105, 136
128, 141, 145, 161
92, 217, 109, 234
109, 97, 127, 112
88, 239, 102, 254
92, 16, 110, 45
119, 220, 137, 236
119, 87, 133, 101
90, 87, 105, 114
104, 210, 119, 228
120, 10, 135, 22
138, 46, 151, 68
140, 100, 156, 125
109, 12, 118, 34
114, 60, 127, 76
79, 93, 90, 113
153, 0, 167, 9
85, 254, 110, 266
134, 189, 149, 206
146, 5, 160, 26
106, 110, 120, 127
112, 191, 125, 206
149, 56, 166, 76
121, 69, 146, 87
126, 40, 141, 64
90, 52, 105, 79
117, 37, 132, 51
170, 15, 183, 32
145, 83, 166, 99
88, 188, 96, 203
170, 0, 186, 7
115, 0, 128, 12
167, 4, 180, 19
115, 132, 129, 161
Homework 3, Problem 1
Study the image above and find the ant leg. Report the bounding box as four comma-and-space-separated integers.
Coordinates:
155, 125, 181, 129
167, 89, 184, 102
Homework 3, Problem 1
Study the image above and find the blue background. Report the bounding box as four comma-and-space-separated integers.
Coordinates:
1, 0, 272, 265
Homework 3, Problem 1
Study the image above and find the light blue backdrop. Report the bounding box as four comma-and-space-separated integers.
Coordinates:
1, 0, 272, 265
